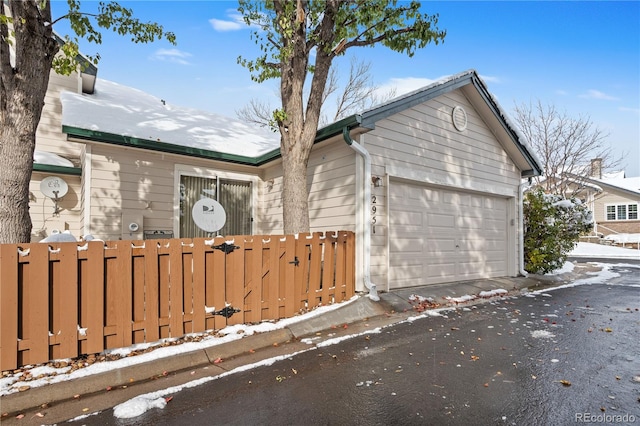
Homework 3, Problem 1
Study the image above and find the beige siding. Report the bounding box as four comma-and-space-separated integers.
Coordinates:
362, 89, 522, 289
29, 172, 83, 241
593, 189, 640, 235
29, 69, 84, 241
35, 70, 82, 163
85, 144, 263, 240
260, 140, 357, 234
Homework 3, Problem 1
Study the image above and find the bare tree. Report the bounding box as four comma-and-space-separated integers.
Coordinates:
512, 100, 623, 197
237, 57, 397, 130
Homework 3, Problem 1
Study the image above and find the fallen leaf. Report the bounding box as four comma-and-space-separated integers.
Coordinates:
471, 355, 480, 361
16, 414, 25, 419
34, 413, 45, 418
249, 349, 256, 354
483, 383, 489, 387
213, 357, 223, 364
559, 380, 571, 387
604, 328, 613, 333
343, 324, 348, 329
82, 408, 89, 412
106, 386, 112, 391
164, 396, 173, 403
73, 394, 81, 399
291, 368, 298, 375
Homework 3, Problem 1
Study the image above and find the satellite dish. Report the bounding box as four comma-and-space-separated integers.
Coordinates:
40, 176, 68, 199
192, 198, 226, 233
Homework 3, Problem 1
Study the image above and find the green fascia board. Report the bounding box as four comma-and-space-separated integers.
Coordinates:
314, 115, 362, 141
63, 125, 281, 166
63, 116, 363, 168
33, 163, 82, 176
52, 33, 98, 76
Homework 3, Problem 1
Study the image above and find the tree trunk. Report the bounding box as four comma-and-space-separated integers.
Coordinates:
281, 133, 311, 234
0, 1, 57, 243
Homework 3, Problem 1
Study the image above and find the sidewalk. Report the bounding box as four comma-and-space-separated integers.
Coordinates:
0, 265, 594, 423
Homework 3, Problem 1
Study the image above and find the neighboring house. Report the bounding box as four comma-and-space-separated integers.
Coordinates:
31, 68, 542, 292
580, 163, 640, 237
534, 159, 639, 239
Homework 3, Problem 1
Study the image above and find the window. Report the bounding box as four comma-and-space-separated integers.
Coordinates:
605, 203, 639, 221
179, 174, 252, 237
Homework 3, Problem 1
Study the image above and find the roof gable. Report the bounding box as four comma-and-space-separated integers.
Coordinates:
357, 70, 542, 177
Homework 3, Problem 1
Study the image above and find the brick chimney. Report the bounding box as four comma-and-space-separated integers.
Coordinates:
590, 158, 603, 179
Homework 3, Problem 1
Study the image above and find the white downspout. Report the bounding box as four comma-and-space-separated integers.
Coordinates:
519, 179, 532, 276
343, 127, 379, 301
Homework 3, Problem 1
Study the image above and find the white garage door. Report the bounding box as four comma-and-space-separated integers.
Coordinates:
389, 181, 508, 289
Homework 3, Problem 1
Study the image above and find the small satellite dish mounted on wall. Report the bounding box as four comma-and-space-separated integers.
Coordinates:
192, 198, 226, 234
40, 176, 68, 215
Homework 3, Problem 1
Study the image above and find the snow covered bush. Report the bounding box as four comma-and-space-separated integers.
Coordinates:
523, 187, 593, 274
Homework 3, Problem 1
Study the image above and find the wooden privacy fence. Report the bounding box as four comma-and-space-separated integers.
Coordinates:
0, 231, 355, 371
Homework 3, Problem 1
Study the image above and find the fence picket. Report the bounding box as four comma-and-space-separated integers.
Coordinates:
54, 243, 79, 360
24, 243, 50, 365
0, 244, 19, 370
191, 238, 207, 333
80, 241, 105, 354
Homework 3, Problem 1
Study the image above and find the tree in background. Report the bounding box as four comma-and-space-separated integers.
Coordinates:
523, 187, 593, 275
512, 100, 622, 197
236, 57, 397, 129
237, 0, 446, 234
0, 0, 174, 243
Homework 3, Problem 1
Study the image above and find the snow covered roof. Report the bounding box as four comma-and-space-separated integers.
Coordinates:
597, 174, 640, 194
60, 79, 281, 158
59, 71, 542, 176
33, 150, 75, 168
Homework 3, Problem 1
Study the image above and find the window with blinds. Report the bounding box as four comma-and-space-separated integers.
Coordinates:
179, 175, 252, 237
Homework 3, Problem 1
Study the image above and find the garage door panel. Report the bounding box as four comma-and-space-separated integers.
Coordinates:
389, 181, 509, 288
428, 213, 455, 229
425, 238, 456, 253
390, 237, 424, 254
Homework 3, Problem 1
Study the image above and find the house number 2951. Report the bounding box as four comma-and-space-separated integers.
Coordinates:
371, 195, 377, 234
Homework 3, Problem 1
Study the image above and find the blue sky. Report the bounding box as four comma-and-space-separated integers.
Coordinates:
50, 1, 639, 176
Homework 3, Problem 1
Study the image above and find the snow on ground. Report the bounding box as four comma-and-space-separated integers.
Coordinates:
570, 241, 640, 259
3, 239, 640, 419
0, 297, 358, 397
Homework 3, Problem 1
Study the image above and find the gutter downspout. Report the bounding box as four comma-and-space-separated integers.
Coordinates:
343, 126, 380, 301
519, 178, 532, 276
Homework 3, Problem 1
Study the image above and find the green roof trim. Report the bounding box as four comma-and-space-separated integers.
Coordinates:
63, 116, 362, 168
33, 163, 82, 176
63, 125, 282, 166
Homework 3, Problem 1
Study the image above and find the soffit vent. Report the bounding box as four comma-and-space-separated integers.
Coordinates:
452, 105, 468, 132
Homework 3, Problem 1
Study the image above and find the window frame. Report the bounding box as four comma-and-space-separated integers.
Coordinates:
173, 164, 259, 237
604, 202, 639, 221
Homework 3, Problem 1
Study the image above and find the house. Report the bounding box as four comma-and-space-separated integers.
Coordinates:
579, 160, 639, 238
31, 68, 542, 292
